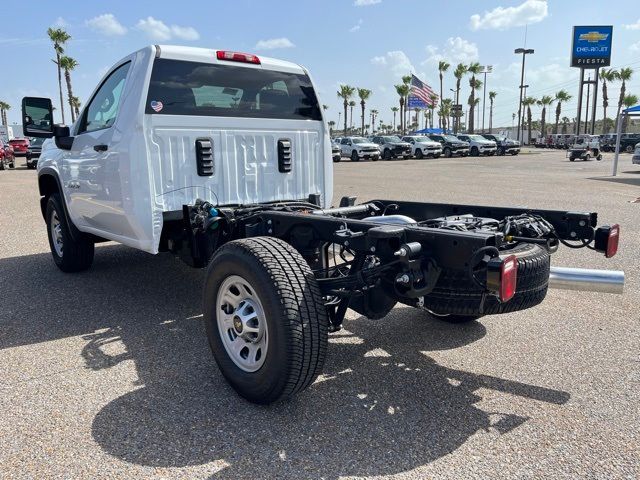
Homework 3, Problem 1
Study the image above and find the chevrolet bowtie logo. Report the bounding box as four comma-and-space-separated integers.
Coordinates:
579, 31, 609, 43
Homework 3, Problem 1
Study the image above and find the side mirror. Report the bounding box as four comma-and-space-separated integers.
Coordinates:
22, 97, 54, 138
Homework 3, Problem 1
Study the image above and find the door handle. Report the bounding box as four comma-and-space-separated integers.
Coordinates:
93, 144, 108, 152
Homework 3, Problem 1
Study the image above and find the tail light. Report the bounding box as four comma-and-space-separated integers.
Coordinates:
216, 51, 260, 64
594, 224, 620, 258
486, 255, 518, 302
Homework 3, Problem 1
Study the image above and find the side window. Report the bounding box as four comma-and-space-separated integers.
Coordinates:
79, 62, 131, 134
341, 138, 349, 145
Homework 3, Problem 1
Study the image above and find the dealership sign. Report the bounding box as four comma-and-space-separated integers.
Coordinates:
571, 25, 613, 68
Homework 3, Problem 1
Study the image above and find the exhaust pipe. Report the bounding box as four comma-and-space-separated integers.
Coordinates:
548, 266, 625, 294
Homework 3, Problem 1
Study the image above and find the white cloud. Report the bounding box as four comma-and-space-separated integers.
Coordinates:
630, 41, 640, 52
53, 17, 67, 28
354, 0, 381, 5
470, 0, 548, 31
423, 37, 479, 65
349, 19, 363, 32
371, 50, 415, 77
254, 37, 295, 50
86, 14, 127, 36
625, 18, 640, 30
136, 17, 200, 41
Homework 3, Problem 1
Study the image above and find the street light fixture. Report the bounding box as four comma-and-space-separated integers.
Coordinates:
514, 48, 534, 142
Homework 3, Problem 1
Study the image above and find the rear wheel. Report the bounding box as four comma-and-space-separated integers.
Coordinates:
45, 194, 94, 272
203, 237, 328, 404
584, 153, 591, 161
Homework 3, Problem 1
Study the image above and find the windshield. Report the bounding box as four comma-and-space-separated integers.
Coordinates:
468, 135, 487, 141
29, 138, 44, 146
382, 136, 402, 142
414, 137, 433, 143
146, 58, 322, 120
444, 135, 460, 142
351, 137, 369, 144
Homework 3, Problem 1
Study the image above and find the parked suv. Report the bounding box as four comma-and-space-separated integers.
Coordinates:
339, 136, 380, 161
26, 137, 44, 169
482, 134, 520, 156
401, 135, 442, 159
456, 134, 497, 156
8, 138, 29, 157
371, 135, 412, 160
428, 134, 470, 157
0, 139, 15, 170
331, 141, 341, 162
632, 142, 640, 165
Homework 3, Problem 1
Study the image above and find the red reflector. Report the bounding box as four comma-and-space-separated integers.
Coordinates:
216, 50, 260, 64
606, 224, 619, 258
500, 255, 518, 302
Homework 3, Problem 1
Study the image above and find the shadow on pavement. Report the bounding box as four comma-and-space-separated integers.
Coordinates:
587, 176, 640, 187
0, 246, 570, 478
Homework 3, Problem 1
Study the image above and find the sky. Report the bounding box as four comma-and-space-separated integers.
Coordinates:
1, 0, 640, 130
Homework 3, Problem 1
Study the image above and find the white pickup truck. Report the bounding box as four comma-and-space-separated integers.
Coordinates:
23, 45, 623, 404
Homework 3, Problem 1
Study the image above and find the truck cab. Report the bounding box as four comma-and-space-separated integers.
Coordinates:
26, 45, 332, 254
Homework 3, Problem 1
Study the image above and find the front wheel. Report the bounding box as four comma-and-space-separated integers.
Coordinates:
415, 149, 423, 159
383, 148, 392, 160
351, 150, 360, 162
471, 146, 479, 157
333, 156, 341, 163
45, 194, 94, 272
497, 147, 505, 155
203, 237, 328, 404
626, 145, 634, 153
444, 147, 452, 158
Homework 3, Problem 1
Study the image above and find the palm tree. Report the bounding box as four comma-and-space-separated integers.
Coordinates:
440, 99, 452, 131
370, 109, 378, 134
488, 91, 497, 133
522, 97, 537, 145
465, 62, 482, 133
348, 100, 356, 131
0, 101, 10, 126
391, 106, 399, 131
357, 88, 372, 135
554, 90, 572, 134
561, 117, 570, 134
47, 27, 71, 124
428, 93, 438, 130
71, 96, 81, 118
615, 68, 633, 131
622, 94, 639, 133
327, 120, 335, 135
438, 60, 450, 129
600, 68, 618, 133
453, 63, 468, 133
395, 83, 410, 134
337, 85, 355, 135
401, 75, 412, 132
537, 95, 553, 137
59, 56, 79, 122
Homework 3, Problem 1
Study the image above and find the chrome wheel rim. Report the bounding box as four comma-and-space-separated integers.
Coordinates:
50, 210, 63, 257
216, 275, 268, 372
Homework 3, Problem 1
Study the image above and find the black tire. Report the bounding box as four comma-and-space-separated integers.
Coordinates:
444, 147, 452, 158
569, 157, 575, 161
625, 145, 633, 154
434, 154, 441, 159
422, 242, 550, 317
584, 154, 590, 161
9, 162, 14, 168
351, 150, 359, 162
372, 155, 379, 161
333, 156, 341, 163
383, 148, 392, 160
415, 149, 423, 159
45, 194, 94, 272
0, 161, 4, 171
203, 237, 328, 404
471, 146, 479, 157
403, 155, 411, 160
510, 151, 518, 155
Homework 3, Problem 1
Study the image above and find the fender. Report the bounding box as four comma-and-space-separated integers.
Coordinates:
38, 167, 82, 242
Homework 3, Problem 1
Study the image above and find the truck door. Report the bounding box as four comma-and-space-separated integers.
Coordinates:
63, 62, 133, 238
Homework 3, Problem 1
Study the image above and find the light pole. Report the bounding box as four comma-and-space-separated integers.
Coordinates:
514, 48, 534, 142
520, 84, 529, 143
480, 65, 492, 133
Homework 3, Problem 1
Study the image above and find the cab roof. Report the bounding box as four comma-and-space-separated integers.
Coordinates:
154, 45, 306, 75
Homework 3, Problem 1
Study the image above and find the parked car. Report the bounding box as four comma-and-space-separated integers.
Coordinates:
482, 134, 521, 156
371, 135, 412, 160
26, 137, 44, 169
339, 136, 380, 161
556, 134, 573, 149
428, 134, 470, 157
632, 142, 640, 165
0, 139, 15, 170
8, 138, 29, 157
599, 133, 617, 152
456, 134, 497, 157
401, 135, 442, 158
331, 141, 341, 163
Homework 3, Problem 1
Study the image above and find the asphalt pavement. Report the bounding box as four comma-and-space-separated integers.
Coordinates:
1, 149, 638, 479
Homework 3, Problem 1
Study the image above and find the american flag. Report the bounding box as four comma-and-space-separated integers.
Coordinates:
409, 74, 438, 108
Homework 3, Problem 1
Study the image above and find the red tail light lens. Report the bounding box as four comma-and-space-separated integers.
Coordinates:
606, 224, 619, 258
486, 255, 518, 303
594, 224, 620, 258
216, 51, 260, 64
